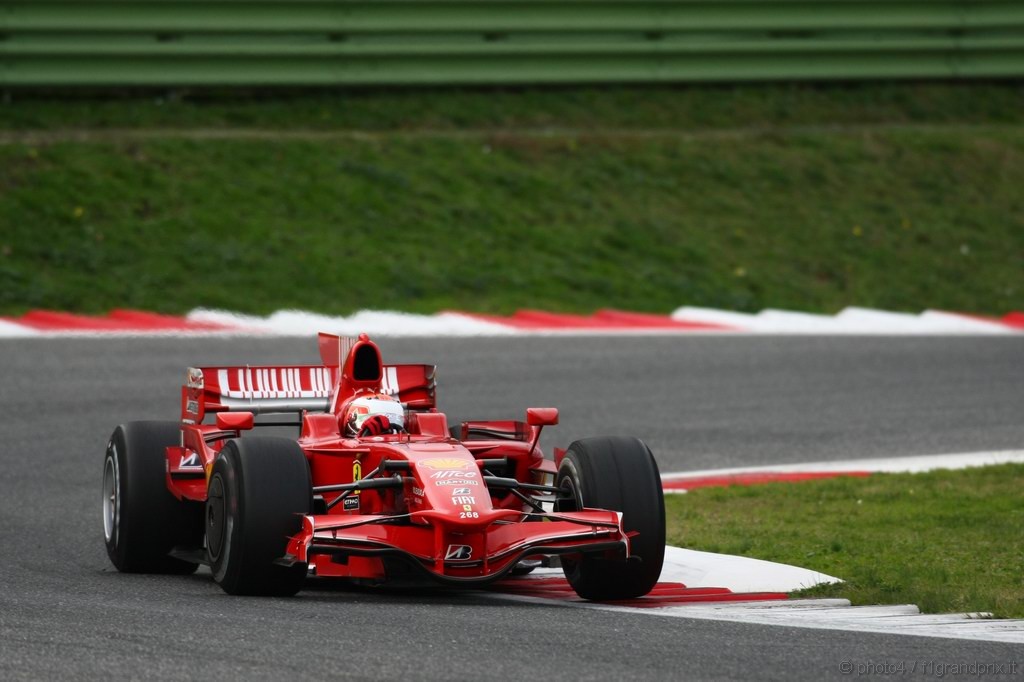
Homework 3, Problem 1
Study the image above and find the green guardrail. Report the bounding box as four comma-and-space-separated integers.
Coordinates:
1, 1, 1023, 86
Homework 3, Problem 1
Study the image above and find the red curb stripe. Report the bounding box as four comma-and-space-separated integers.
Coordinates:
940, 310, 1024, 331
602, 592, 789, 607
593, 308, 738, 330
450, 309, 737, 331
445, 311, 550, 329
5, 308, 1021, 335
512, 310, 639, 329
17, 311, 146, 331
1002, 312, 1024, 329
3, 309, 244, 333
662, 470, 873, 491
107, 309, 240, 331
489, 577, 787, 606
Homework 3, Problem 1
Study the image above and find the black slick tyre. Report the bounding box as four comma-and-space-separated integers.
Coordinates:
102, 421, 200, 574
555, 436, 665, 600
206, 437, 311, 596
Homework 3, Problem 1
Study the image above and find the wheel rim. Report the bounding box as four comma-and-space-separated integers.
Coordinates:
555, 465, 584, 576
206, 474, 226, 561
555, 474, 582, 514
102, 450, 119, 545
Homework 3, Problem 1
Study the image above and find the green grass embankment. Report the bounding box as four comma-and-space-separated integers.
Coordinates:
1, 84, 1022, 316
665, 463, 1024, 618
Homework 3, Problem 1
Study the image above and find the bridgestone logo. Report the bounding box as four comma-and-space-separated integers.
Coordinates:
445, 545, 473, 561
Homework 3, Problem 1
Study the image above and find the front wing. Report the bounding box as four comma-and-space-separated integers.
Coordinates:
283, 508, 629, 585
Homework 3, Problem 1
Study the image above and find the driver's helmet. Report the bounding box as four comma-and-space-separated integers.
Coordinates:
343, 393, 405, 436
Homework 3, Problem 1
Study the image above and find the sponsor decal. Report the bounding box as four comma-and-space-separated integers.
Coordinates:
435, 480, 478, 487
451, 496, 475, 505
419, 458, 471, 470
430, 470, 477, 480
352, 460, 362, 496
343, 497, 359, 511
445, 544, 473, 561
452, 487, 472, 495
186, 367, 204, 389
179, 451, 201, 468
186, 399, 200, 415
412, 486, 424, 496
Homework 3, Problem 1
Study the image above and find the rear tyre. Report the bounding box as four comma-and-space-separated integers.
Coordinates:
555, 436, 665, 600
103, 421, 200, 574
206, 437, 311, 596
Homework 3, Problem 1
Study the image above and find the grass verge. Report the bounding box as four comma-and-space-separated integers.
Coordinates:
4, 83, 1024, 131
1, 84, 1022, 316
665, 464, 1024, 618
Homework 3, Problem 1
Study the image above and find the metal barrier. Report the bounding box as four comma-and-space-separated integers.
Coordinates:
2, 1, 1023, 86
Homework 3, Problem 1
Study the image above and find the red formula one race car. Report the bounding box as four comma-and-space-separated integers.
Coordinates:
102, 334, 665, 599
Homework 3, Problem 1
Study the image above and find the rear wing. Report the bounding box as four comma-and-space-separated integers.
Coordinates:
181, 363, 436, 423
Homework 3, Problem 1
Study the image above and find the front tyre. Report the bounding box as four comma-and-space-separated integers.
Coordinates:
206, 437, 311, 596
556, 436, 665, 600
103, 421, 200, 574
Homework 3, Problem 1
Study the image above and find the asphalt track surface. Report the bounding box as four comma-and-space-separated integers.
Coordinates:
1, 336, 1022, 680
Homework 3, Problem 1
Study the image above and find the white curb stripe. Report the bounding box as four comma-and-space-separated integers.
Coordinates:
0, 319, 40, 337
482, 591, 1024, 643
640, 602, 1024, 643
642, 451, 1024, 642
656, 546, 840, 593
669, 306, 1017, 334
1, 306, 1019, 337
661, 450, 1024, 482
187, 308, 519, 337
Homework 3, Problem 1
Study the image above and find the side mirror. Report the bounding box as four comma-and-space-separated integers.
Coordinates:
216, 411, 254, 431
526, 407, 559, 427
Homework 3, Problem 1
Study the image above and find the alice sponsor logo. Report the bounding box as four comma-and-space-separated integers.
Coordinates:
430, 470, 477, 479
435, 480, 478, 487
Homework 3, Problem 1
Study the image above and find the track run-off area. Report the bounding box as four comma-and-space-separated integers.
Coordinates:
1, 333, 1022, 679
